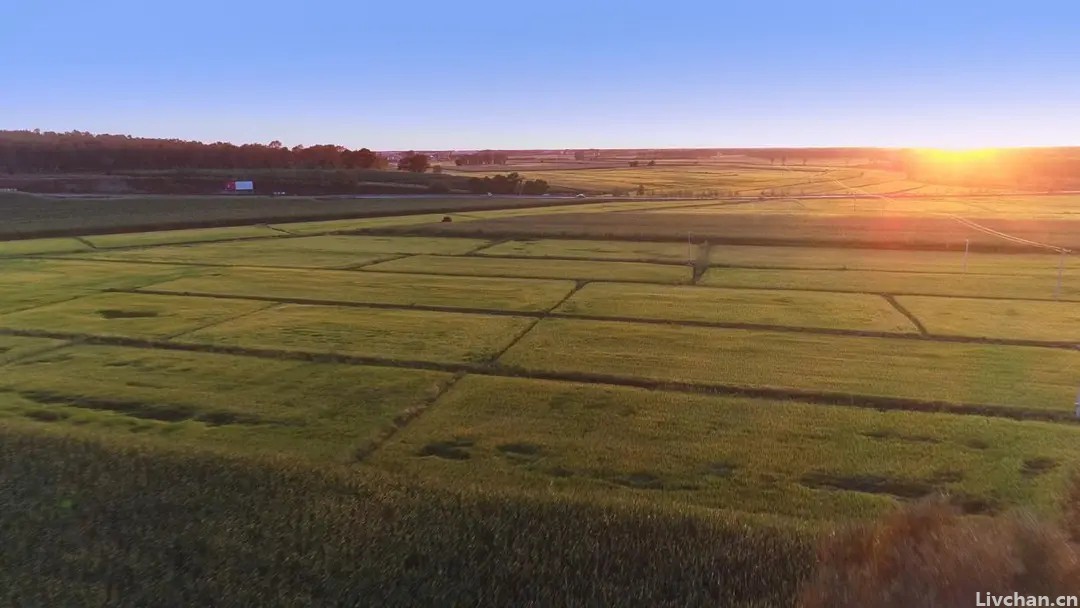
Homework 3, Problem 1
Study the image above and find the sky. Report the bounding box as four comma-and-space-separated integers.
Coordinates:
2, 0, 1079, 150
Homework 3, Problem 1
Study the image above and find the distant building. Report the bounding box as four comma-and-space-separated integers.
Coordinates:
225, 180, 254, 193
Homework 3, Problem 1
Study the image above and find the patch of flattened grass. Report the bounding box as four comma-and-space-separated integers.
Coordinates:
418, 439, 473, 460
800, 472, 934, 500
498, 442, 544, 464
1022, 457, 1060, 479
22, 409, 70, 423
97, 309, 160, 320
862, 429, 941, 444
613, 471, 666, 490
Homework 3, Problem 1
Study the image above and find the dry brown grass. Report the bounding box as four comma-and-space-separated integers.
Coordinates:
799, 495, 1080, 607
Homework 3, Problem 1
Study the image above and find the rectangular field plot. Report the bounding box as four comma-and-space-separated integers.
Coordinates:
0, 237, 90, 256
147, 267, 576, 312
71, 235, 489, 269
0, 259, 199, 315
896, 296, 1080, 343
371, 375, 1080, 521
0, 335, 68, 364
497, 318, 1080, 412
270, 213, 451, 235
0, 345, 450, 462
709, 244, 1074, 276
84, 225, 287, 248
181, 303, 534, 364
556, 283, 916, 333
364, 255, 692, 284
700, 267, 1080, 301
476, 239, 694, 262
0, 292, 274, 339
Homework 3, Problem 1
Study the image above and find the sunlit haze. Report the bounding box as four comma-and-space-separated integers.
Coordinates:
3, 0, 1078, 149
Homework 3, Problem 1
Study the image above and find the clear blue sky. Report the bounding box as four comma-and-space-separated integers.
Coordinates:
3, 0, 1078, 150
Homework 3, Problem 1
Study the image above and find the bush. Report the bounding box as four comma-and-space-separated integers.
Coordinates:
798, 499, 1080, 607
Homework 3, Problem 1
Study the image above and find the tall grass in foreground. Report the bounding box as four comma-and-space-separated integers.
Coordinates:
0, 428, 809, 607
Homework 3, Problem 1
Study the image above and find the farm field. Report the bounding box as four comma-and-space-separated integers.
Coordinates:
372, 375, 1080, 521
364, 254, 693, 283
410, 208, 1080, 250
0, 191, 608, 238
895, 296, 1080, 342
180, 303, 535, 364
476, 238, 694, 262
0, 345, 450, 461
446, 162, 991, 197
498, 318, 1080, 413
700, 267, 1080, 301
143, 266, 577, 311
68, 235, 491, 268
555, 283, 916, 333
4, 191, 1080, 603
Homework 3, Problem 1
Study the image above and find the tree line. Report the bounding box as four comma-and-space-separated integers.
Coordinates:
0, 130, 388, 173
454, 151, 508, 166
467, 173, 548, 195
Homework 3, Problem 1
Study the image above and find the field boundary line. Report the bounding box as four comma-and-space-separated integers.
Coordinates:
881, 294, 928, 336
262, 224, 298, 236
353, 372, 465, 462
115, 287, 1080, 350
0, 326, 1074, 425
332, 254, 411, 271
488, 280, 587, 363
468, 252, 691, 266
707, 263, 1053, 278
462, 238, 507, 255
30, 252, 1065, 286
0, 338, 82, 368
72, 236, 99, 250
353, 266, 691, 286
356, 225, 1078, 254
162, 301, 283, 341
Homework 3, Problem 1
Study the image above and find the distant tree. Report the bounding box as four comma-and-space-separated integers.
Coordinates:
398, 153, 430, 173
629, 161, 639, 167
647, 160, 656, 167
637, 184, 646, 195
573, 150, 586, 161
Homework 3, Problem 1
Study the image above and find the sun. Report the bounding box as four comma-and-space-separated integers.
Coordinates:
914, 147, 1002, 167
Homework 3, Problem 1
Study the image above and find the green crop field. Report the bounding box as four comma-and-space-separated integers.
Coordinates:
556, 282, 917, 333
0, 292, 274, 339
5, 192, 1080, 603
0, 345, 451, 462
0, 236, 90, 256
0, 335, 68, 364
145, 266, 577, 312
365, 254, 693, 283
0, 258, 200, 314
896, 295, 1080, 342
180, 303, 535, 364
477, 238, 694, 262
709, 243, 1076, 275
372, 375, 1080, 521
83, 225, 287, 248
70, 235, 490, 268
498, 318, 1080, 412
700, 267, 1080, 300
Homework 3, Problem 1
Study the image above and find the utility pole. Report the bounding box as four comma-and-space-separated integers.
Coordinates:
963, 239, 970, 273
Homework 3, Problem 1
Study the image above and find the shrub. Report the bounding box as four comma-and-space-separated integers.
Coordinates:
798, 499, 1080, 607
